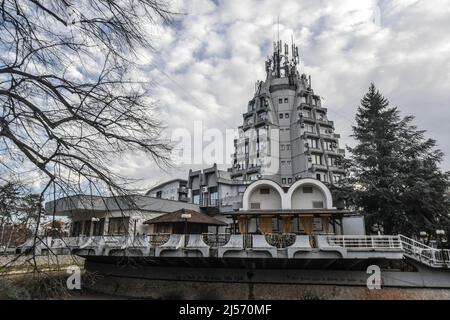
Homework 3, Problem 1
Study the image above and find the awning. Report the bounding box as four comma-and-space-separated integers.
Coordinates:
143, 209, 227, 226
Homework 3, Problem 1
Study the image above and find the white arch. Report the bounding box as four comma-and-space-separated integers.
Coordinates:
241, 179, 287, 210
286, 178, 334, 209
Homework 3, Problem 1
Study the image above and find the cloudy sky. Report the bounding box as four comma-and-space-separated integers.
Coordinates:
120, 0, 450, 190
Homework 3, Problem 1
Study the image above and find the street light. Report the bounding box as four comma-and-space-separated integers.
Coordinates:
436, 229, 447, 267
181, 210, 192, 247
419, 231, 428, 244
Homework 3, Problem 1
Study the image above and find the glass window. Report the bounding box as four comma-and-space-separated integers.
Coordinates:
282, 178, 286, 184
285, 113, 289, 118
93, 218, 105, 236
107, 217, 130, 235
260, 188, 270, 194
279, 98, 283, 104
279, 113, 283, 119
284, 98, 289, 103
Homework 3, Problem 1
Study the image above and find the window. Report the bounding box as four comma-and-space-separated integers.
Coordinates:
193, 190, 200, 204
280, 144, 285, 151
305, 124, 315, 133
303, 186, 313, 193
284, 98, 289, 103
70, 221, 82, 237
307, 138, 318, 149
301, 96, 307, 104
83, 220, 91, 236
156, 191, 162, 198
328, 156, 338, 167
316, 173, 321, 181
282, 178, 286, 184
288, 178, 292, 184
312, 154, 323, 165
333, 175, 341, 183
260, 188, 270, 194
302, 110, 312, 118
279, 98, 283, 104
286, 144, 291, 150
93, 218, 105, 236
250, 202, 261, 209
285, 113, 289, 118
279, 113, 283, 119
313, 201, 324, 209
107, 217, 130, 235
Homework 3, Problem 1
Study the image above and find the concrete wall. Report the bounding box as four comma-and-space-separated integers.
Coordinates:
248, 186, 282, 210
147, 180, 181, 201
85, 262, 450, 299
291, 185, 325, 209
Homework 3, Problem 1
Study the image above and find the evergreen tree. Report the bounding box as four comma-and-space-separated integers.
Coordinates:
343, 84, 450, 237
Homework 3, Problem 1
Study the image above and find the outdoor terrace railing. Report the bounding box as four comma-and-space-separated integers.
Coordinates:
265, 233, 296, 248
400, 235, 450, 267
326, 235, 402, 250
148, 233, 170, 246
202, 233, 230, 247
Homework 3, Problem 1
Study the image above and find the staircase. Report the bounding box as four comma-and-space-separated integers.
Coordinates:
399, 235, 450, 268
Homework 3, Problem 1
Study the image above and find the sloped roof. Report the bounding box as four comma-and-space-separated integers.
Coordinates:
143, 209, 227, 226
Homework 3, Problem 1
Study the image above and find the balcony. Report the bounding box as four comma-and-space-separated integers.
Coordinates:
315, 106, 328, 113
298, 103, 313, 110
256, 104, 269, 113
177, 187, 187, 194
255, 117, 267, 128
312, 164, 328, 171
243, 110, 254, 118
317, 119, 333, 127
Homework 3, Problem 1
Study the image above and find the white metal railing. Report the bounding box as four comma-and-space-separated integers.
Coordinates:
400, 235, 450, 267
326, 235, 402, 250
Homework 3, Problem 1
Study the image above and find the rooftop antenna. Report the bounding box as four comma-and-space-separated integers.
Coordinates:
277, 15, 280, 44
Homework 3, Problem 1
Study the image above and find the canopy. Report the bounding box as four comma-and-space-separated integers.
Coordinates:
143, 209, 227, 226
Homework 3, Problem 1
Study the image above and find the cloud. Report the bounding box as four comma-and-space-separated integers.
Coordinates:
119, 0, 450, 190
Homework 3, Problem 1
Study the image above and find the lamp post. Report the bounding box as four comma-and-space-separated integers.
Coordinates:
436, 229, 447, 267
419, 231, 428, 244
181, 210, 192, 247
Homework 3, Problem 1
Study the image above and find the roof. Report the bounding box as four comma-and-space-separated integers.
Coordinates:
146, 179, 187, 194
143, 209, 227, 226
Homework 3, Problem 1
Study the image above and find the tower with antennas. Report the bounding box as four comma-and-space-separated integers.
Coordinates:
230, 38, 346, 186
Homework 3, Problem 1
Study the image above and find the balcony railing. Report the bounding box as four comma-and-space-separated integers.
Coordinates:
202, 233, 231, 247
326, 235, 402, 250
265, 233, 296, 248
148, 233, 170, 246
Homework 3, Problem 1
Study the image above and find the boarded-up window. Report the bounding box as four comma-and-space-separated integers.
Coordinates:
313, 201, 324, 209
250, 202, 261, 209
260, 188, 270, 194
303, 186, 313, 193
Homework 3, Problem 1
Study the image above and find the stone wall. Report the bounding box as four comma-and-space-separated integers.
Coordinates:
88, 276, 450, 300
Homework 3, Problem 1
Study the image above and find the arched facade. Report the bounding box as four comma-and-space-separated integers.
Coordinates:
242, 178, 334, 210
286, 178, 334, 210
242, 179, 285, 210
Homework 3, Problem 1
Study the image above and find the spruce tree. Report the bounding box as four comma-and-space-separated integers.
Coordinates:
345, 84, 450, 237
